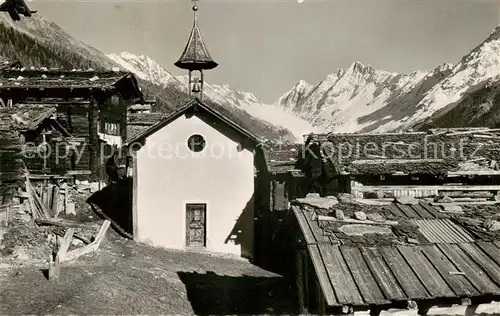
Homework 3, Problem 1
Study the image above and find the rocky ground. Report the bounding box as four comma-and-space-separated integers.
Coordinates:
0, 228, 294, 315
0, 180, 294, 315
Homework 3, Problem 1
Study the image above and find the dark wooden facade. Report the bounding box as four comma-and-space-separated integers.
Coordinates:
254, 143, 306, 270
298, 129, 500, 196
0, 70, 144, 180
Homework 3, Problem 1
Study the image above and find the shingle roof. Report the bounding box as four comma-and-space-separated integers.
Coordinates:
126, 112, 166, 141
263, 143, 302, 174
0, 104, 56, 132
292, 196, 500, 307
304, 128, 500, 176
174, 7, 217, 71
0, 105, 57, 182
0, 70, 133, 88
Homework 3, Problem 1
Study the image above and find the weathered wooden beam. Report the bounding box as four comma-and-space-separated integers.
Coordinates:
316, 214, 399, 226
448, 170, 500, 176
63, 220, 110, 262
446, 129, 491, 136
53, 229, 91, 245
66, 170, 91, 176
352, 159, 445, 165
48, 254, 60, 281
56, 228, 74, 262
88, 97, 99, 180
431, 201, 500, 206
353, 185, 500, 192
27, 174, 72, 180
49, 228, 74, 281
35, 218, 95, 228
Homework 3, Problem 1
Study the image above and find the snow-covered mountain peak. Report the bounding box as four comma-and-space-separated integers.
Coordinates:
107, 52, 182, 89
434, 63, 454, 73
348, 61, 373, 73
275, 26, 500, 134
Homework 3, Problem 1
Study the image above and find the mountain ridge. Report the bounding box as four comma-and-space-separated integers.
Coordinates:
276, 25, 500, 133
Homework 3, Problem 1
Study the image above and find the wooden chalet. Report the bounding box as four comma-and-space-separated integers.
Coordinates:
285, 194, 500, 314
0, 104, 75, 177
297, 129, 500, 198
0, 69, 144, 180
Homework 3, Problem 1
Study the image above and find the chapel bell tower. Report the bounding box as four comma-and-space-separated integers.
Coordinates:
174, 0, 218, 101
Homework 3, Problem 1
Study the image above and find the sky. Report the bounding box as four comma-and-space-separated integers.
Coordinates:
30, 0, 500, 103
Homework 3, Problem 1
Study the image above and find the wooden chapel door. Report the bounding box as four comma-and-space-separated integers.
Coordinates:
185, 204, 207, 247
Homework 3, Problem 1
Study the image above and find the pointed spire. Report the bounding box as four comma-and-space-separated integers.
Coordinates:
174, 0, 218, 71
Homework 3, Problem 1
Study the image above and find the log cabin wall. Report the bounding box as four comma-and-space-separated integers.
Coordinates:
52, 94, 129, 181
22, 120, 69, 175
300, 130, 500, 198
56, 104, 91, 176
0, 70, 144, 181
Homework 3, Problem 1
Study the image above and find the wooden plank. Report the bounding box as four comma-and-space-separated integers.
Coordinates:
421, 245, 478, 297
25, 178, 38, 219
35, 218, 96, 228
380, 247, 429, 299
419, 202, 449, 219
48, 254, 60, 281
494, 241, 500, 250
396, 204, 419, 218
476, 242, 500, 268
355, 185, 500, 192
340, 246, 388, 305
316, 215, 398, 226
305, 215, 332, 244
438, 244, 500, 295
432, 201, 500, 206
51, 186, 59, 213
47, 184, 54, 211
27, 174, 72, 180
293, 207, 316, 244
411, 204, 435, 218
385, 204, 405, 218
58, 228, 74, 255
319, 244, 364, 305
360, 247, 406, 301
66, 170, 91, 175
397, 246, 455, 298
448, 170, 500, 176
31, 185, 50, 218
308, 245, 338, 306
64, 220, 110, 262
66, 137, 86, 142
41, 181, 47, 209
459, 243, 500, 288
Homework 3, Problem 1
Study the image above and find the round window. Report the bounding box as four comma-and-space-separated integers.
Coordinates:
187, 134, 206, 152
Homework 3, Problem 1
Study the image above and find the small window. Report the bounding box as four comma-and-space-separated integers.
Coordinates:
187, 134, 206, 152
104, 122, 120, 136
